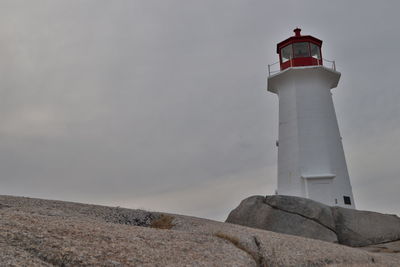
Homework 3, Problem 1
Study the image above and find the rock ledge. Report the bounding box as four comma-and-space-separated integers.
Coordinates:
226, 195, 400, 247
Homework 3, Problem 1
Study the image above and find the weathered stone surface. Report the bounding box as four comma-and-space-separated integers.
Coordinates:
227, 195, 400, 250
226, 195, 338, 243
360, 240, 400, 261
333, 207, 400, 247
1, 195, 399, 266
265, 195, 335, 230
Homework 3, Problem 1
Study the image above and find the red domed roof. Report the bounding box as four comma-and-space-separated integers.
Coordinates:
277, 28, 322, 53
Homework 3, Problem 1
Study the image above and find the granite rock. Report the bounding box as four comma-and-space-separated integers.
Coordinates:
227, 195, 400, 248
226, 195, 338, 243
333, 207, 400, 247
1, 195, 399, 266
265, 195, 335, 230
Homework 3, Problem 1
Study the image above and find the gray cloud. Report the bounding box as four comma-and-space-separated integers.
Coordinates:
0, 0, 399, 220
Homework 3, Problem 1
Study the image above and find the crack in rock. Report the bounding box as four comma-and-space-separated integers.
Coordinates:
263, 198, 337, 235
214, 232, 260, 266
252, 236, 268, 267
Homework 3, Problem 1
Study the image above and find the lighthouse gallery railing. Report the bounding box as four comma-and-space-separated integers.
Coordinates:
267, 58, 336, 76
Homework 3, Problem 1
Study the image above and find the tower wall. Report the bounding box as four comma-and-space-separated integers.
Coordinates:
268, 66, 355, 208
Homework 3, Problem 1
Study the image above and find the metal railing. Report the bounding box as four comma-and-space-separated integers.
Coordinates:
267, 58, 336, 76
267, 61, 280, 76
322, 58, 336, 71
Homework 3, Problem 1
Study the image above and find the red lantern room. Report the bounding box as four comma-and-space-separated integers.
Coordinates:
277, 28, 323, 71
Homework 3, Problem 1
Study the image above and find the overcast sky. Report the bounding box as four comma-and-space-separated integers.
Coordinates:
1, 0, 399, 221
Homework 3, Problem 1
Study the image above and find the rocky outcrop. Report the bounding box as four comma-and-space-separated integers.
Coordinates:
265, 195, 335, 230
1, 195, 399, 266
226, 196, 338, 243
226, 195, 400, 247
333, 207, 400, 247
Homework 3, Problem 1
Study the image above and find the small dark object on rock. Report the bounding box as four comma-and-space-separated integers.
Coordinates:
104, 209, 155, 227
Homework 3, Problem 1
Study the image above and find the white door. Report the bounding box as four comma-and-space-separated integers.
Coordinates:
307, 179, 332, 205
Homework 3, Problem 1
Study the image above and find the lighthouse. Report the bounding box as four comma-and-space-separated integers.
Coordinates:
267, 28, 355, 208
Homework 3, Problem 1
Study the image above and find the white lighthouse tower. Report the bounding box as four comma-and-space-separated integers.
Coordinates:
267, 28, 355, 208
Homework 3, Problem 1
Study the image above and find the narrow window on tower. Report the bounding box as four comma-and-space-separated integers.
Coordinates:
293, 42, 310, 58
281, 44, 292, 63
343, 196, 351, 205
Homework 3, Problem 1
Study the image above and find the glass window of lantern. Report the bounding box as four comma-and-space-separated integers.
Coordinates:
310, 43, 321, 59
281, 44, 292, 63
293, 42, 310, 58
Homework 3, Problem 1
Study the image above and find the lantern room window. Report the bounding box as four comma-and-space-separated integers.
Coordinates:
310, 43, 321, 59
293, 42, 310, 58
281, 44, 292, 63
